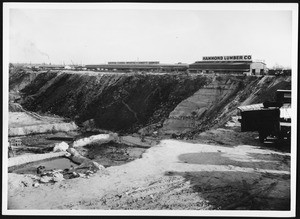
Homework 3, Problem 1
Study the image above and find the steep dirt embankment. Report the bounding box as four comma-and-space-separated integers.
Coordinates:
18, 71, 210, 133
9, 67, 40, 92
11, 69, 291, 135
161, 75, 291, 136
9, 69, 79, 136
9, 67, 55, 103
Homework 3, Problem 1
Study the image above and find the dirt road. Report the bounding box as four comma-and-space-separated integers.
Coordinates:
7, 134, 290, 210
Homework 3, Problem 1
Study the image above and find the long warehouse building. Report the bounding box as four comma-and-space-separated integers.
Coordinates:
85, 61, 189, 72
189, 55, 267, 75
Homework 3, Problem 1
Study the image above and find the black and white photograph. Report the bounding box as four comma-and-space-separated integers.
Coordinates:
2, 2, 298, 217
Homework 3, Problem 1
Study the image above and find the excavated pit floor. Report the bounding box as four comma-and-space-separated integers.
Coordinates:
9, 131, 112, 156
75, 142, 146, 168
9, 132, 78, 156
9, 138, 147, 179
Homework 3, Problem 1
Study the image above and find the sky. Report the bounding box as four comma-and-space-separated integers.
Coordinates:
8, 5, 294, 68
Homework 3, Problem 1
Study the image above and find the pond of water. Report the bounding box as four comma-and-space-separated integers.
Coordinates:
9, 157, 79, 175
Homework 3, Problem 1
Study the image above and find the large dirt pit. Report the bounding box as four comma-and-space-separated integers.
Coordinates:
6, 69, 292, 212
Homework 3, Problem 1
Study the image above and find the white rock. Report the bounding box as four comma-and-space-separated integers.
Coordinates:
52, 173, 64, 182
64, 152, 71, 157
33, 182, 40, 187
72, 172, 80, 178
53, 141, 69, 152
72, 134, 112, 147
78, 173, 85, 178
40, 176, 51, 183
67, 148, 78, 156
54, 169, 63, 173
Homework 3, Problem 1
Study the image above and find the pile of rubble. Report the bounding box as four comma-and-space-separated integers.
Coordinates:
30, 142, 108, 187
32, 163, 99, 188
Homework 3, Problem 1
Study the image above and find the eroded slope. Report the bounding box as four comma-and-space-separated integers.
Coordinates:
10, 69, 291, 136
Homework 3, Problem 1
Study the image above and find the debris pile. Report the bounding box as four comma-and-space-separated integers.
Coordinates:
29, 159, 106, 188
36, 163, 100, 184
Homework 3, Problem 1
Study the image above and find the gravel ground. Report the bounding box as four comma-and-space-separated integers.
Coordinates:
7, 128, 290, 211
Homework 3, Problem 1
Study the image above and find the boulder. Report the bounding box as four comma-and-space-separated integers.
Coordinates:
66, 148, 89, 164
66, 147, 77, 155
52, 172, 64, 182
53, 141, 69, 152
33, 182, 40, 187
66, 148, 106, 175
78, 173, 85, 178
39, 176, 52, 183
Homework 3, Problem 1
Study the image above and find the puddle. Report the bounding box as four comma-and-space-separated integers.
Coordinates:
9, 157, 79, 175
9, 136, 148, 179
76, 141, 146, 168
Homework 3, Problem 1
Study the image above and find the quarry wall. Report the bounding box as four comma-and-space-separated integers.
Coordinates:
9, 69, 291, 136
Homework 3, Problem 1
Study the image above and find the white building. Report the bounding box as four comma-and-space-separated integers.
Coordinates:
64, 65, 72, 70
250, 62, 267, 75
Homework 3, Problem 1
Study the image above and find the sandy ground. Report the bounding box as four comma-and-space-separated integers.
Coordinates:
9, 112, 64, 128
7, 131, 290, 210
9, 112, 77, 137
9, 112, 49, 127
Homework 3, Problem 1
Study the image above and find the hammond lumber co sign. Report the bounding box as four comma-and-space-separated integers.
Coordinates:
202, 55, 252, 61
